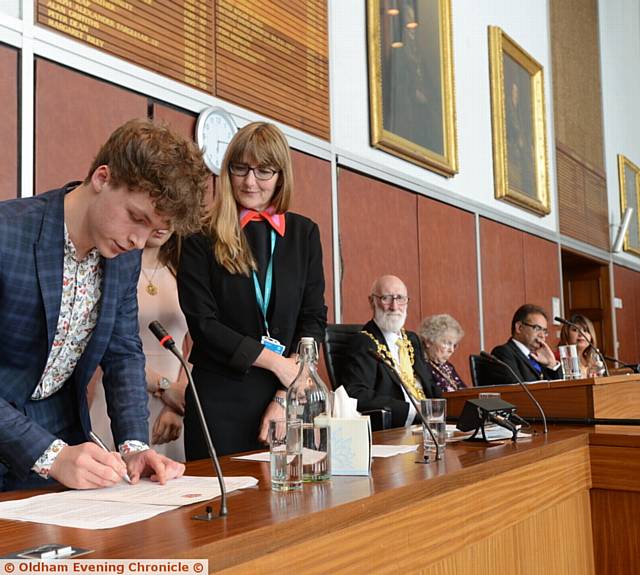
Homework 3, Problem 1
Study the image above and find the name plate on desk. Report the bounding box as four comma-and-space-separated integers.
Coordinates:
330, 417, 372, 476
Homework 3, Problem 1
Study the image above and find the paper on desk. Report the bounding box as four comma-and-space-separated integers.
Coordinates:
61, 475, 258, 506
0, 494, 174, 529
233, 447, 327, 464
0, 476, 257, 530
371, 444, 419, 458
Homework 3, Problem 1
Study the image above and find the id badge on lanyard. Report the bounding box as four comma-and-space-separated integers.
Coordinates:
254, 229, 285, 356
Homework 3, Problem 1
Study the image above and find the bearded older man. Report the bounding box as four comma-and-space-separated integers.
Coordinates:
341, 275, 440, 429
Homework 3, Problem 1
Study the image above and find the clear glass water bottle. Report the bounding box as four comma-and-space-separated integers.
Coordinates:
286, 337, 332, 482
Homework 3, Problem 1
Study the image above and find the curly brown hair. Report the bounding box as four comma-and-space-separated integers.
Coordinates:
85, 118, 209, 235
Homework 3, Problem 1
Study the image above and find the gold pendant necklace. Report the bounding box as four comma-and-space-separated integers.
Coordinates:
141, 263, 161, 296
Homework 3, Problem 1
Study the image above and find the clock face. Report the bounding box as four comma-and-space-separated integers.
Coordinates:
195, 107, 238, 175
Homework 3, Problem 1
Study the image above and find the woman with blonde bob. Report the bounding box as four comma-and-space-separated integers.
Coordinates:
419, 314, 468, 392
178, 122, 327, 458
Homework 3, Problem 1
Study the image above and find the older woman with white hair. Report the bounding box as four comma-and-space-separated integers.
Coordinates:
419, 314, 468, 392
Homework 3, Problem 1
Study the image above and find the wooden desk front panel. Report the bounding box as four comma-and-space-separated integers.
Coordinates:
446, 383, 594, 420
590, 432, 640, 575
592, 380, 640, 419
446, 375, 640, 421
217, 445, 593, 574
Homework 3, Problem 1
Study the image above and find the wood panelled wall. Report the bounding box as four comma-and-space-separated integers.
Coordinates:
418, 197, 480, 384
480, 218, 561, 352
0, 43, 18, 201
338, 168, 422, 328
550, 0, 609, 250
613, 265, 640, 364
35, 59, 148, 193
290, 150, 334, 322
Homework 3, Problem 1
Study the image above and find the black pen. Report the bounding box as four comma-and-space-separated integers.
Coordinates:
89, 430, 132, 484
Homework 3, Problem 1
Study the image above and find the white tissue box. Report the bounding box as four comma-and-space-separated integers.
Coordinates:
330, 416, 372, 476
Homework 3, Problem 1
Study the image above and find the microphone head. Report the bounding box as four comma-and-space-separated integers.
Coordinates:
148, 321, 175, 349
554, 316, 571, 326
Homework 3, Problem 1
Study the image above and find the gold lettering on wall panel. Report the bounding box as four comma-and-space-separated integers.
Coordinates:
38, 0, 213, 92
215, 0, 330, 140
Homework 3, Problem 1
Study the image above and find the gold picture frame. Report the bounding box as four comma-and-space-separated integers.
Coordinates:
367, 0, 458, 177
488, 26, 550, 215
617, 154, 640, 255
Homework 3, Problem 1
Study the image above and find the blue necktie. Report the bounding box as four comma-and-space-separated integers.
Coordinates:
528, 354, 543, 375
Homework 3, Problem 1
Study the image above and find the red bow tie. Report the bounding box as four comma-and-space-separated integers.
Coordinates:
239, 208, 286, 236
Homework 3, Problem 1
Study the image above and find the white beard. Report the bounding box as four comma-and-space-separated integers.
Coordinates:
374, 307, 407, 334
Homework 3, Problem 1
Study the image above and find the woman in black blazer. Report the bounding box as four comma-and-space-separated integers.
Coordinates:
177, 122, 327, 458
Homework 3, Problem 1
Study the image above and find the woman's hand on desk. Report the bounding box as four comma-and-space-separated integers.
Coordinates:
49, 443, 128, 489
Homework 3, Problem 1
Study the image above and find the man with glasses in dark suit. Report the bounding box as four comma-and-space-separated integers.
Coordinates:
490, 304, 563, 384
340, 275, 440, 429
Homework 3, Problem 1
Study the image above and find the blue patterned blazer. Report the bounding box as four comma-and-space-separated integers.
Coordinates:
0, 185, 149, 482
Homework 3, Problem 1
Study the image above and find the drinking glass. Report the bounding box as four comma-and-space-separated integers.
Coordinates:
269, 419, 303, 492
420, 398, 447, 460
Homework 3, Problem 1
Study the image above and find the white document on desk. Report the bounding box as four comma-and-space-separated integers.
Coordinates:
0, 476, 257, 530
235, 447, 419, 461
371, 444, 419, 458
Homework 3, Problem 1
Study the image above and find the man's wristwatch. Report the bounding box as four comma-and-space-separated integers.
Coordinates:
157, 377, 171, 392
272, 395, 286, 409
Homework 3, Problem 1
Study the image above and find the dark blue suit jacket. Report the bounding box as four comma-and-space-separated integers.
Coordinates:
0, 185, 149, 484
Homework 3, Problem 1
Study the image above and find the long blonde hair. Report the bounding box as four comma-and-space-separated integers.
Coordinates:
203, 122, 293, 275
560, 314, 598, 363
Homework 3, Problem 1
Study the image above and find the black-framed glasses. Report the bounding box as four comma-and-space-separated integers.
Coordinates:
229, 163, 279, 180
372, 293, 409, 305
521, 321, 548, 336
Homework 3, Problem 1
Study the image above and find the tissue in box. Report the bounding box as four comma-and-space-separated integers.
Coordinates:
330, 416, 372, 476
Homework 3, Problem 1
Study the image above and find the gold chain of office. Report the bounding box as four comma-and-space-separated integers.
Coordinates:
361, 329, 426, 401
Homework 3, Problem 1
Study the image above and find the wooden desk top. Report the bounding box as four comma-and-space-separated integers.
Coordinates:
0, 425, 636, 570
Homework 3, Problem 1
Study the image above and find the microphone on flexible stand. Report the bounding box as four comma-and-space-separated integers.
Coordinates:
367, 349, 442, 462
554, 316, 610, 377
480, 351, 548, 434
600, 354, 640, 374
149, 320, 228, 519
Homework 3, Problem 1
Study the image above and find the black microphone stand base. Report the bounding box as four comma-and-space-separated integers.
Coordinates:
193, 504, 228, 521
415, 450, 443, 464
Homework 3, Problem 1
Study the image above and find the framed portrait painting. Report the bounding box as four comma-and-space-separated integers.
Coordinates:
367, 0, 458, 177
488, 26, 550, 215
617, 154, 640, 255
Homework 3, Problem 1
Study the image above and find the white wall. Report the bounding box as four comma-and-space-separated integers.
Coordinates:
0, 1, 19, 18
600, 0, 640, 268
331, 0, 557, 231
